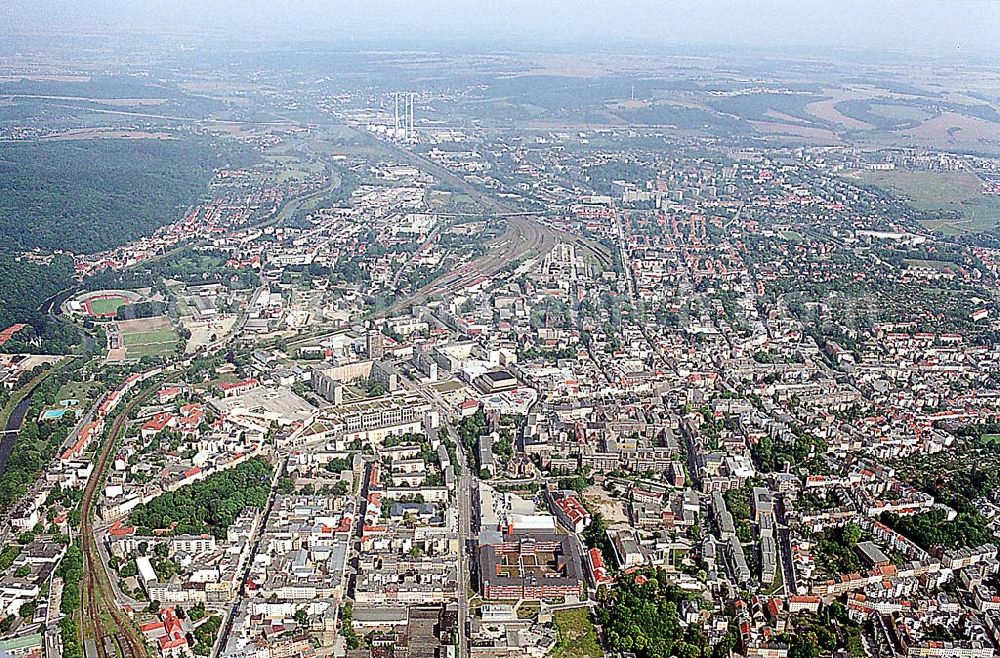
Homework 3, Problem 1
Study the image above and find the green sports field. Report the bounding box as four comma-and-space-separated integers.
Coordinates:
122, 326, 178, 359
88, 296, 127, 316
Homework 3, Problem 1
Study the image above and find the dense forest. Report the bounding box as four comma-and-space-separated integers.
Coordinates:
129, 456, 273, 538
0, 137, 259, 343
0, 320, 80, 355
0, 139, 221, 254
0, 253, 75, 331
881, 508, 994, 551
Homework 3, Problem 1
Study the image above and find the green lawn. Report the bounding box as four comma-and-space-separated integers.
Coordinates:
89, 296, 126, 316
123, 328, 177, 346
122, 325, 179, 360
552, 608, 603, 658
433, 380, 465, 393
273, 160, 324, 184
125, 342, 178, 358
854, 170, 981, 208
935, 197, 1000, 234
55, 379, 95, 402
40, 379, 97, 417
765, 559, 785, 595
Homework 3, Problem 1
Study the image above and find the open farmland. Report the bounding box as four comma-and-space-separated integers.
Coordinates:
845, 169, 1000, 233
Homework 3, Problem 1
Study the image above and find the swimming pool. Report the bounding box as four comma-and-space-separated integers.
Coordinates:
41, 409, 67, 420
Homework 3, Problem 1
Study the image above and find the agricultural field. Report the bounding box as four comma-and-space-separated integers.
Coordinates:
846, 169, 1000, 234
835, 99, 940, 130
867, 103, 936, 125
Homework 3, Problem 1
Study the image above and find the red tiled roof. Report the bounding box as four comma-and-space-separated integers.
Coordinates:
109, 519, 135, 537
220, 378, 258, 391
0, 323, 28, 346
158, 634, 186, 650
554, 495, 589, 525
143, 412, 174, 433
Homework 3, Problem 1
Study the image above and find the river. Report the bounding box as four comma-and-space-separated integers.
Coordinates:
0, 393, 33, 478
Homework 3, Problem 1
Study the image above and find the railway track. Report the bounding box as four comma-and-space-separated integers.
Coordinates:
79, 379, 164, 658
369, 133, 610, 316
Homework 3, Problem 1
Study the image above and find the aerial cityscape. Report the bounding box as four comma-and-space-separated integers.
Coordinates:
3, 3, 1000, 658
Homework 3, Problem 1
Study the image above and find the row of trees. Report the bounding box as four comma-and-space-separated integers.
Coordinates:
116, 300, 167, 321
57, 543, 85, 658
83, 247, 259, 293
457, 409, 487, 451
129, 456, 272, 538
192, 615, 222, 655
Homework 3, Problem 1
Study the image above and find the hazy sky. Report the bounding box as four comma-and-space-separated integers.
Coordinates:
6, 0, 1000, 58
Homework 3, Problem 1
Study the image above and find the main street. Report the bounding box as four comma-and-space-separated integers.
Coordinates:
450, 426, 474, 658
215, 455, 288, 657
397, 369, 475, 657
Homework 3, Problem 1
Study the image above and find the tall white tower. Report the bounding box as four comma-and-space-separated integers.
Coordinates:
409, 93, 415, 140
394, 93, 400, 136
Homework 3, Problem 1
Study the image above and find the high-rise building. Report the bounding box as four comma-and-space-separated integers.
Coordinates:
367, 331, 384, 360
